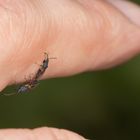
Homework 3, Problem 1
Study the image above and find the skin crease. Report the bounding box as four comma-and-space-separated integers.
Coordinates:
0, 0, 140, 139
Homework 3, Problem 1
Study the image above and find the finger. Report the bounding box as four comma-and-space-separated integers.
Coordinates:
0, 0, 140, 91
0, 127, 86, 140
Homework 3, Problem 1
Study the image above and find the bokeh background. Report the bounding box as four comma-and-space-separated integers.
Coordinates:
1, 0, 140, 140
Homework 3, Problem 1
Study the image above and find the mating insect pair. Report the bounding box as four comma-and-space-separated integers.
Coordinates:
3, 53, 56, 96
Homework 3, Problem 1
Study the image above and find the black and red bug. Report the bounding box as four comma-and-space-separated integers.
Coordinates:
2, 52, 56, 96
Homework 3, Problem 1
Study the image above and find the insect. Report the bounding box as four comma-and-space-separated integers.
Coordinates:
35, 52, 56, 80
2, 52, 56, 96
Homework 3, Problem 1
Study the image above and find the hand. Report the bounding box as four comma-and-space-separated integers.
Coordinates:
0, 0, 140, 139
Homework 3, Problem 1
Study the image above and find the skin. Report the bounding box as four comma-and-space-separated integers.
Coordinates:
0, 0, 140, 139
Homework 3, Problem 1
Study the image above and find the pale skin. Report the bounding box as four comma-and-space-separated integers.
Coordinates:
0, 0, 140, 139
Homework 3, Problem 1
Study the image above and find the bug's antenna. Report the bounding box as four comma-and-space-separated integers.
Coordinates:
49, 57, 57, 60
2, 92, 17, 96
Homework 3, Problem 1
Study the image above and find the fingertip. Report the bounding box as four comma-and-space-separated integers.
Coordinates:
0, 127, 86, 140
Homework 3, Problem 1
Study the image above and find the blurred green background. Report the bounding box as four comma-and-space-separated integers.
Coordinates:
1, 0, 140, 140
